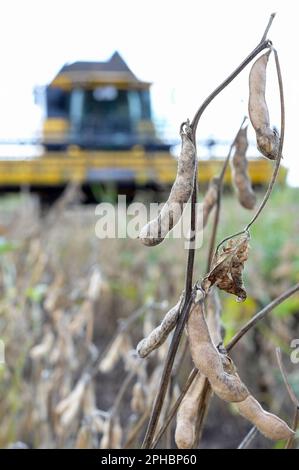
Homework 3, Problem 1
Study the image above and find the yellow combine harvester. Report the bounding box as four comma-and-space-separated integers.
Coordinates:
0, 52, 286, 200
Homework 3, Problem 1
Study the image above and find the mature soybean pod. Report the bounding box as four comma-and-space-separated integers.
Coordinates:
205, 288, 223, 347
248, 51, 279, 160
175, 289, 222, 449
236, 395, 294, 441
136, 299, 181, 358
231, 126, 256, 210
139, 122, 196, 246
187, 301, 249, 403
175, 373, 206, 449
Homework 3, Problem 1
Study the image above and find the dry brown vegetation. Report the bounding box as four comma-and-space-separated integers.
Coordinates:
0, 183, 297, 449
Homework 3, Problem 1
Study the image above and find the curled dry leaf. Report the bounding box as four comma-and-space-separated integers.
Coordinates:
231, 126, 256, 210
136, 297, 182, 358
249, 51, 279, 160
139, 121, 196, 246
202, 234, 249, 301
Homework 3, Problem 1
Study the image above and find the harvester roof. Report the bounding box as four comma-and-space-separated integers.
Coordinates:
51, 52, 150, 90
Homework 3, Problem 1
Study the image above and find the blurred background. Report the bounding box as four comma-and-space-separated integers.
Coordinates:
0, 0, 298, 449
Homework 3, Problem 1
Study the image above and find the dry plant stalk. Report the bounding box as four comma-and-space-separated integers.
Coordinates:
203, 234, 249, 301
99, 333, 132, 373
139, 121, 195, 246
131, 382, 146, 415
202, 177, 219, 228
136, 13, 289, 450
231, 126, 256, 209
249, 50, 279, 160
100, 417, 122, 449
75, 425, 93, 449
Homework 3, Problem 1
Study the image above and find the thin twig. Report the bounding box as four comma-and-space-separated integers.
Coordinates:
107, 370, 135, 447
123, 410, 150, 449
238, 426, 258, 449
206, 189, 222, 273
190, 40, 271, 138
207, 116, 247, 274
286, 408, 299, 449
192, 378, 213, 448
260, 13, 276, 43
142, 155, 199, 449
141, 294, 194, 448
276, 348, 299, 407
227, 284, 299, 350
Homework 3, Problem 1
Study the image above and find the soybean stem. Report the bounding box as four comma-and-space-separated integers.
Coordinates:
227, 283, 299, 351
190, 40, 271, 139
207, 116, 247, 272
238, 426, 258, 449
260, 13, 276, 43
276, 347, 299, 407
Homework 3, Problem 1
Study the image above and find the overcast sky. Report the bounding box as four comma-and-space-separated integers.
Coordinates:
0, 0, 298, 184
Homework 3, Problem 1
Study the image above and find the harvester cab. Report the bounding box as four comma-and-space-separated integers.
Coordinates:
43, 52, 168, 153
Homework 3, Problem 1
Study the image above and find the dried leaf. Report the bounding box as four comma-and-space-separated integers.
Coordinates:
203, 234, 249, 301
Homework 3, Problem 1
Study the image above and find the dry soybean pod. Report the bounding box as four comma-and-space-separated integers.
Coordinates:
139, 121, 196, 246
249, 50, 279, 160
231, 125, 256, 210
136, 297, 183, 358
187, 297, 249, 403
175, 374, 206, 449
236, 395, 294, 441
205, 287, 223, 347
175, 289, 222, 449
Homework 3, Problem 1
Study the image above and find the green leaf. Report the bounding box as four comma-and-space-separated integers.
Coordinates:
25, 284, 48, 303
0, 237, 16, 254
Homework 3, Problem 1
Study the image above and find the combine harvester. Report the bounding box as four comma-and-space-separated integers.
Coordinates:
0, 52, 287, 202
